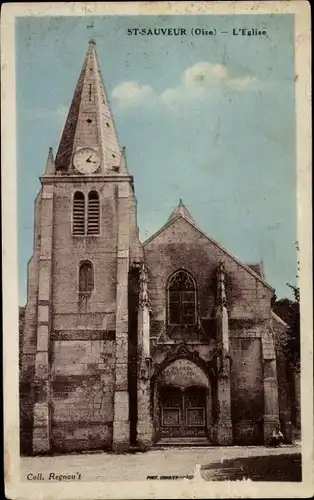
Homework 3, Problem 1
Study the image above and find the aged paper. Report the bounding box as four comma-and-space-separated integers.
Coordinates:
1, 1, 312, 498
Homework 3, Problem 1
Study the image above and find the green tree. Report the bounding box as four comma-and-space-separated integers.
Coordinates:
273, 284, 300, 369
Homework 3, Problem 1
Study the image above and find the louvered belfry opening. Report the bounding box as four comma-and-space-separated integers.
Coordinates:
87, 191, 100, 235
73, 191, 85, 235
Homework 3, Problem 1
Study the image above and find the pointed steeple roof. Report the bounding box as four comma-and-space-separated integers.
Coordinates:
55, 40, 126, 175
167, 199, 197, 226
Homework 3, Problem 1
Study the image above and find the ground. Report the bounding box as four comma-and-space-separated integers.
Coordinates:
21, 444, 301, 482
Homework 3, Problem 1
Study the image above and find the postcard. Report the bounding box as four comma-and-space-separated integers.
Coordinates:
1, 1, 312, 498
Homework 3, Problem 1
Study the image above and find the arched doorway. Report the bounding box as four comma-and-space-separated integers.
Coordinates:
155, 359, 212, 440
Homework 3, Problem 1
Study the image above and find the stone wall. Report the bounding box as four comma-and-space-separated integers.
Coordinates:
45, 181, 118, 452
229, 337, 264, 444
51, 339, 115, 451
51, 181, 118, 323
272, 313, 297, 441
20, 191, 43, 454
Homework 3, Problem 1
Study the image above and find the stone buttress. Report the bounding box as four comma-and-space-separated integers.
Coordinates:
214, 261, 233, 445
136, 263, 154, 449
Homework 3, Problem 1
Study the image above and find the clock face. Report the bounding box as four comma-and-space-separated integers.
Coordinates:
73, 147, 101, 174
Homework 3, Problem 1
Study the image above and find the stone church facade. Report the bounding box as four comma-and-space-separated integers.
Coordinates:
20, 40, 298, 454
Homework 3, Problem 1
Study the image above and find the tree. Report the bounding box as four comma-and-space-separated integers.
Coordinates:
273, 284, 300, 369
285, 283, 300, 370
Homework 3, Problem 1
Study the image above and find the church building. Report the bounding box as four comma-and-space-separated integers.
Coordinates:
20, 40, 298, 454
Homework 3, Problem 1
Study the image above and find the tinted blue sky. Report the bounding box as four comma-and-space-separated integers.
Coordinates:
16, 15, 296, 304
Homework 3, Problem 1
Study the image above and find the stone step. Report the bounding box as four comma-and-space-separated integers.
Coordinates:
155, 437, 211, 447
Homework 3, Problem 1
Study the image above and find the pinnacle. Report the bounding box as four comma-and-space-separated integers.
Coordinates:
167, 199, 197, 226
44, 146, 55, 175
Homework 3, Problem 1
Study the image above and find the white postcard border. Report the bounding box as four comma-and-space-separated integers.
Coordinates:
1, 2, 312, 499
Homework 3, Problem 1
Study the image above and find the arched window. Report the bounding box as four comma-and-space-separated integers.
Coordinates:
73, 192, 85, 235
167, 270, 196, 326
87, 191, 100, 235
79, 261, 94, 293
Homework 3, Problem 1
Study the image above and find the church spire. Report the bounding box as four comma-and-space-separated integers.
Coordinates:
54, 40, 126, 175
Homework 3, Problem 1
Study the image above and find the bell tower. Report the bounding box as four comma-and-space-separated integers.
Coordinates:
21, 40, 140, 453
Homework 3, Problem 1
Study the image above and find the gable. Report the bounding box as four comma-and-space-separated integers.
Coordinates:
144, 215, 273, 292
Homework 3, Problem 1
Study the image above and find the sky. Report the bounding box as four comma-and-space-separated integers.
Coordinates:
16, 14, 297, 305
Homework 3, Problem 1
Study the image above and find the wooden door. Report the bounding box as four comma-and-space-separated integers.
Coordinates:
160, 386, 206, 438
160, 386, 182, 437
183, 387, 206, 437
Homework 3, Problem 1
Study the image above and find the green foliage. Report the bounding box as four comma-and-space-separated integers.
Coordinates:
273, 285, 300, 369
286, 283, 300, 303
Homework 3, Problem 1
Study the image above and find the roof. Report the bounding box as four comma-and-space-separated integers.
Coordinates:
271, 311, 289, 327
54, 40, 127, 176
143, 200, 274, 291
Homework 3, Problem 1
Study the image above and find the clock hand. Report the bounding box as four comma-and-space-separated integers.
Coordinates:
86, 155, 98, 164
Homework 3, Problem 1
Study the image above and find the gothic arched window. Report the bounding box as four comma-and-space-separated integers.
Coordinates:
73, 191, 85, 235
167, 270, 196, 326
87, 191, 100, 235
79, 261, 94, 293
